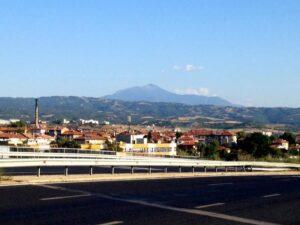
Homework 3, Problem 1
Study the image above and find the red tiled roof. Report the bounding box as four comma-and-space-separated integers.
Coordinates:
61, 130, 82, 136
75, 134, 105, 141
0, 133, 27, 139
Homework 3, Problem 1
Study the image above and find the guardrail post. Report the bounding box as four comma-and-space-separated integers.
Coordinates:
148, 166, 152, 174
37, 166, 41, 177
204, 166, 207, 173
235, 166, 238, 172
164, 167, 168, 173
111, 166, 115, 175
131, 166, 134, 174
179, 166, 182, 173
192, 166, 195, 173
215, 167, 218, 172
64, 166, 68, 176
225, 166, 228, 172
89, 166, 93, 175
242, 166, 246, 172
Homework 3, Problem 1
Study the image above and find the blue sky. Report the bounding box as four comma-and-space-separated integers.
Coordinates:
1, 0, 300, 107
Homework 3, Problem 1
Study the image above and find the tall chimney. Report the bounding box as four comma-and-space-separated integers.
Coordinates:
35, 98, 39, 128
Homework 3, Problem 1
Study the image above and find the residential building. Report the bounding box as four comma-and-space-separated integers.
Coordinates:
79, 119, 99, 125
0, 133, 27, 146
116, 132, 177, 156
271, 139, 289, 150
74, 133, 107, 150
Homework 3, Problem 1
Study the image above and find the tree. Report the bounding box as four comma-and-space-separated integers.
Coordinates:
238, 132, 272, 158
175, 131, 182, 143
236, 131, 246, 140
9, 120, 26, 128
52, 119, 63, 125
147, 131, 152, 142
204, 141, 219, 159
56, 138, 80, 148
279, 132, 296, 145
106, 140, 122, 152
196, 142, 206, 158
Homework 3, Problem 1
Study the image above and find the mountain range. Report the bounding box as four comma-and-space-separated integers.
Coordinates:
105, 84, 234, 106
0, 96, 300, 130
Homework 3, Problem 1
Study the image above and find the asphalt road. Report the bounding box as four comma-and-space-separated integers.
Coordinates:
1, 175, 300, 225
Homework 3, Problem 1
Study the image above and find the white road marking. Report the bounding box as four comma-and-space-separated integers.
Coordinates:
34, 184, 90, 195
208, 183, 233, 186
98, 221, 123, 225
38, 184, 279, 225
195, 203, 225, 209
40, 194, 92, 201
262, 193, 281, 198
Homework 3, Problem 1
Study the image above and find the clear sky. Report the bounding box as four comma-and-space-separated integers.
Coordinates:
1, 0, 300, 107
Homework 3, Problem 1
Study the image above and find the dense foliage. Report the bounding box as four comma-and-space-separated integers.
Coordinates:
54, 138, 80, 148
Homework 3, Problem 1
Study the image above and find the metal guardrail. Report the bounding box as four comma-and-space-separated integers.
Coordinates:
1, 149, 300, 168
9, 146, 117, 156
8, 146, 201, 160
1, 146, 300, 178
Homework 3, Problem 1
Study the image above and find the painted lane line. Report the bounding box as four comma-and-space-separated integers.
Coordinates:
262, 193, 281, 198
34, 184, 90, 195
40, 194, 92, 201
98, 221, 123, 225
112, 198, 278, 225
195, 203, 225, 209
38, 184, 279, 225
208, 183, 233, 186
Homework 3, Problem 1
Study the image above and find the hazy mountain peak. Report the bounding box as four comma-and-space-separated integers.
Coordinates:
105, 84, 233, 106
143, 83, 160, 89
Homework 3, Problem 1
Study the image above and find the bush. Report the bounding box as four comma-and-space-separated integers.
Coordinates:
55, 138, 80, 148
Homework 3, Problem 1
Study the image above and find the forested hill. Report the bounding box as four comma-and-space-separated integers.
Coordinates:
0, 96, 300, 129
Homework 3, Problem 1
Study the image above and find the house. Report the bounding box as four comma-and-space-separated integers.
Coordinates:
23, 134, 55, 149
47, 126, 69, 138
116, 132, 177, 156
186, 129, 237, 145
30, 128, 46, 135
178, 135, 196, 150
271, 139, 289, 150
74, 133, 107, 150
116, 132, 147, 144
0, 133, 27, 146
60, 130, 83, 141
0, 120, 10, 125
79, 119, 99, 125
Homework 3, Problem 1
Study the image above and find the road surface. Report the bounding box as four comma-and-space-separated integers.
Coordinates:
1, 175, 300, 225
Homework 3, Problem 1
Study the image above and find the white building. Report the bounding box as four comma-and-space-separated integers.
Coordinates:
116, 132, 177, 156
79, 119, 99, 125
0, 119, 10, 125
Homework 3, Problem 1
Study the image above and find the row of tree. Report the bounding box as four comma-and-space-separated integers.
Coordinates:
178, 132, 298, 161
